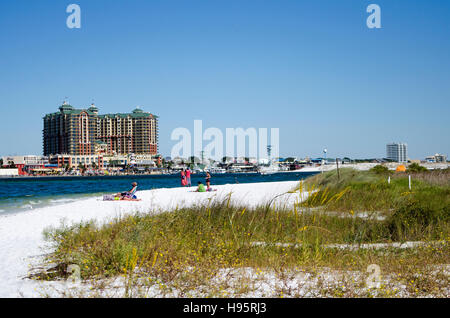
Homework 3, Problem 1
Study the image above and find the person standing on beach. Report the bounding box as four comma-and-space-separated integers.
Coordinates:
181, 169, 187, 186
186, 167, 192, 187
205, 171, 211, 189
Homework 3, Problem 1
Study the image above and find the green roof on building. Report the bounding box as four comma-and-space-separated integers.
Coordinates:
59, 104, 74, 110
88, 104, 99, 112
44, 104, 158, 118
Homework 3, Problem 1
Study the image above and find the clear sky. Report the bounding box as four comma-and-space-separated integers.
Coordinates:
0, 0, 449, 159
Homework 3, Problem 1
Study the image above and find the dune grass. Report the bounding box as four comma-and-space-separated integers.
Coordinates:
301, 168, 449, 240
36, 168, 449, 297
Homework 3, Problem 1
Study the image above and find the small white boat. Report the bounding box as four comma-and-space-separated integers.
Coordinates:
258, 165, 279, 175
208, 167, 227, 174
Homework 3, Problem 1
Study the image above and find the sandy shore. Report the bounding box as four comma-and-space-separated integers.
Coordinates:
0, 180, 300, 297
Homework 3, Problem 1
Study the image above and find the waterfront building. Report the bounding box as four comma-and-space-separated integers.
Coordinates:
386, 142, 408, 163
70, 155, 104, 169
43, 102, 98, 156
47, 154, 104, 170
130, 154, 157, 171
1, 155, 49, 167
1, 155, 49, 175
102, 154, 129, 168
48, 154, 72, 168
43, 103, 158, 156
97, 107, 158, 155
425, 153, 447, 163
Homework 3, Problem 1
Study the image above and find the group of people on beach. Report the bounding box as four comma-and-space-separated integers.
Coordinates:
108, 170, 215, 201
180, 168, 192, 187
181, 169, 214, 192
195, 172, 215, 192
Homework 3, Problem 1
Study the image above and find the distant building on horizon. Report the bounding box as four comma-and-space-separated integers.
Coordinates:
425, 153, 447, 163
43, 102, 158, 156
386, 142, 408, 163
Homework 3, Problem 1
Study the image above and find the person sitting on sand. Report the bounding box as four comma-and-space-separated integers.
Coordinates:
195, 181, 206, 192
115, 182, 141, 201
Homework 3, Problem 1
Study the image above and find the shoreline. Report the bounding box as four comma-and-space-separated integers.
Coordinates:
1, 162, 447, 179
0, 170, 317, 179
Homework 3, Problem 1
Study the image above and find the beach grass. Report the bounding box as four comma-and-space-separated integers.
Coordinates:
301, 168, 450, 240
37, 168, 449, 297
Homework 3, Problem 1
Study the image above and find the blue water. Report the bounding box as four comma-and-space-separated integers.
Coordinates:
0, 172, 318, 214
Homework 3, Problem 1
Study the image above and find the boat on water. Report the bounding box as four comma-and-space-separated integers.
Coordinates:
258, 164, 280, 175
207, 167, 227, 174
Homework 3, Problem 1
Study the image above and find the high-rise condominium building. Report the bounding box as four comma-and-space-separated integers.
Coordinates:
386, 142, 408, 163
43, 102, 158, 156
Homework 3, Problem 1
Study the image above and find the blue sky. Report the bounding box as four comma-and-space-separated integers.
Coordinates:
0, 0, 449, 159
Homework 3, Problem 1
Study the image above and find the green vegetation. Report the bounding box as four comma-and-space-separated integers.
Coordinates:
302, 168, 449, 241
36, 168, 450, 297
370, 164, 390, 174
407, 163, 428, 173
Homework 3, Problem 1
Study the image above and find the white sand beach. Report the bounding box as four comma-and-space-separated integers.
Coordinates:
0, 181, 301, 297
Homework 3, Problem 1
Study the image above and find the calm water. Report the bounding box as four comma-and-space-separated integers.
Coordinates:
0, 172, 318, 214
